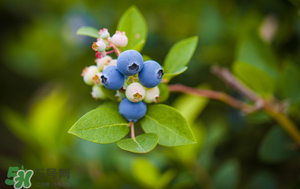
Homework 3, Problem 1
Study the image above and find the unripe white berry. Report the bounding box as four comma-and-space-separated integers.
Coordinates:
126, 82, 145, 102
82, 65, 99, 85
111, 31, 128, 47
98, 28, 110, 39
96, 39, 106, 52
103, 59, 117, 70
144, 86, 160, 103
97, 55, 112, 70
91, 85, 106, 100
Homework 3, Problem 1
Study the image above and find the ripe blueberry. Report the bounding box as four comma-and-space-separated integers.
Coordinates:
125, 82, 145, 102
101, 66, 125, 90
117, 50, 144, 76
138, 60, 164, 88
118, 98, 147, 122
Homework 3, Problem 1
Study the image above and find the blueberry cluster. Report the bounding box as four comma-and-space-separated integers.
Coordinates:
102, 50, 164, 122
81, 28, 164, 122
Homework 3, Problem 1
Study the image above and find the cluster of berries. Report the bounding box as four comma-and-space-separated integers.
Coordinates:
81, 29, 164, 122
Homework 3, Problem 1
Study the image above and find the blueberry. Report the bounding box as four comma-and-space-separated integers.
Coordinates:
138, 60, 164, 88
118, 98, 147, 122
117, 50, 144, 76
101, 66, 125, 90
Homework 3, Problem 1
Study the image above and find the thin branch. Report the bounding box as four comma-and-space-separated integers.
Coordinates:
168, 84, 257, 114
106, 38, 121, 56
211, 65, 300, 146
129, 122, 135, 139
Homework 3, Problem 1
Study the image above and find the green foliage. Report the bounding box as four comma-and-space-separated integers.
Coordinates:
76, 26, 100, 38
68, 102, 129, 144
232, 33, 278, 95
140, 104, 196, 147
117, 5, 147, 52
163, 36, 198, 82
213, 159, 240, 189
245, 171, 278, 189
258, 126, 300, 163
157, 83, 170, 103
117, 133, 158, 153
131, 158, 176, 188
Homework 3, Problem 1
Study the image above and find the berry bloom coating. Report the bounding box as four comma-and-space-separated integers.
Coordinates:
101, 66, 125, 90
119, 98, 147, 122
82, 66, 99, 85
103, 59, 117, 70
92, 73, 103, 86
111, 31, 128, 47
96, 39, 106, 52
138, 60, 164, 88
126, 82, 145, 102
144, 86, 160, 103
97, 55, 112, 70
98, 28, 110, 39
117, 50, 144, 76
91, 86, 106, 100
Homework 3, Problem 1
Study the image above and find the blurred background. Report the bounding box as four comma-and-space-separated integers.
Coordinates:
1, 0, 300, 188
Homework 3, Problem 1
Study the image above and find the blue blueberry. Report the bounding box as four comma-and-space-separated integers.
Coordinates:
119, 98, 147, 122
101, 66, 125, 90
117, 50, 144, 76
138, 60, 164, 88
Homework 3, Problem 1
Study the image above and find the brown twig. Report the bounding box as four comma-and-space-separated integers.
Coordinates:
168, 84, 257, 114
211, 65, 300, 146
129, 121, 135, 139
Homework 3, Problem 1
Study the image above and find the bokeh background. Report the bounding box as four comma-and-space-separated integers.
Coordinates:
1, 0, 300, 188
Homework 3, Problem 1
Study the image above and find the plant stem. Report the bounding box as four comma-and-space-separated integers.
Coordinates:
129, 122, 135, 139
106, 39, 121, 56
168, 84, 256, 114
211, 65, 300, 146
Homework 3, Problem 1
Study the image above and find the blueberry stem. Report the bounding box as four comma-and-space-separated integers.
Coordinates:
106, 50, 115, 54
129, 121, 135, 139
106, 38, 121, 56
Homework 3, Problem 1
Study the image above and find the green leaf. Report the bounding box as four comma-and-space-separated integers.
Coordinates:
245, 171, 278, 189
117, 133, 158, 153
140, 104, 196, 147
232, 61, 275, 95
117, 6, 147, 52
233, 33, 278, 95
213, 159, 240, 189
163, 36, 198, 73
157, 83, 170, 103
258, 126, 300, 163
163, 66, 188, 82
76, 26, 100, 38
68, 103, 129, 144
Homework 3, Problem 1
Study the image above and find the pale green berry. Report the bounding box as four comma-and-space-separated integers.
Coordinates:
83, 66, 99, 85
91, 86, 106, 100
98, 28, 110, 39
112, 31, 128, 47
125, 82, 145, 102
97, 55, 112, 70
103, 59, 117, 70
144, 86, 160, 103
96, 39, 106, 52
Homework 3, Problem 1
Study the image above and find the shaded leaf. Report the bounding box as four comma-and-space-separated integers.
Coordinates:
163, 36, 198, 73
140, 104, 196, 146
101, 86, 118, 102
213, 159, 240, 189
258, 126, 300, 163
117, 6, 147, 52
117, 133, 158, 153
163, 67, 188, 82
157, 83, 170, 103
76, 26, 100, 38
68, 103, 129, 144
